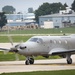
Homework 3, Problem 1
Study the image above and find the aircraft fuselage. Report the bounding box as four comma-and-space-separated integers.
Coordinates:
18, 35, 75, 56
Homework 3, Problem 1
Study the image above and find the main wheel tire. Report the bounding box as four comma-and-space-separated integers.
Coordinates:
30, 58, 34, 64
25, 60, 30, 65
67, 58, 72, 64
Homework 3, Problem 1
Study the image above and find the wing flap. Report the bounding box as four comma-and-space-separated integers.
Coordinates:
49, 48, 75, 55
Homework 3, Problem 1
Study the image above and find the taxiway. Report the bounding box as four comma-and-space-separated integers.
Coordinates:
0, 55, 75, 74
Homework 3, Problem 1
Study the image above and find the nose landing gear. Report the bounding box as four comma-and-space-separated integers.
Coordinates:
25, 57, 34, 65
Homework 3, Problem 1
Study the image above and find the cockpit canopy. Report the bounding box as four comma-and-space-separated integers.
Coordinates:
28, 37, 43, 43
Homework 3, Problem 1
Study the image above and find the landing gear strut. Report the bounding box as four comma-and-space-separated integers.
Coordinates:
66, 54, 72, 64
25, 57, 34, 65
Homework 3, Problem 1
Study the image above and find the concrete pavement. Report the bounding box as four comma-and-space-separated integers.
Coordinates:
0, 57, 75, 74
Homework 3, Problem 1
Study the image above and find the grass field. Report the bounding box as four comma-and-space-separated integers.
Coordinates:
0, 36, 32, 43
0, 70, 75, 75
0, 27, 75, 42
0, 27, 75, 34
0, 28, 75, 43
0, 51, 25, 61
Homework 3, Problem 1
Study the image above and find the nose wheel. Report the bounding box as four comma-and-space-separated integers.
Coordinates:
25, 57, 34, 65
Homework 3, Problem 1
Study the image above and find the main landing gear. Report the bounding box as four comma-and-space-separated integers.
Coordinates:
25, 57, 34, 65
66, 54, 72, 64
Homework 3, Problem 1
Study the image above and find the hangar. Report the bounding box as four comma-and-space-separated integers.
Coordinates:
39, 7, 75, 28
5, 13, 35, 26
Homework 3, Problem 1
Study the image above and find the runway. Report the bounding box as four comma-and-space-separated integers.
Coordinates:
0, 55, 75, 74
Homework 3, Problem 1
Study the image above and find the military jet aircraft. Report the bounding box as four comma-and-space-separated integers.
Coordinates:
0, 34, 75, 65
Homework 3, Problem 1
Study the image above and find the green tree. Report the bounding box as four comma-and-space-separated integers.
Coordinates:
0, 12, 7, 29
64, 3, 68, 7
35, 3, 51, 23
35, 2, 66, 23
71, 0, 75, 11
2, 5, 16, 14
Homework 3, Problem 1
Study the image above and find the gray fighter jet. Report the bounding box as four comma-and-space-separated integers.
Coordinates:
0, 34, 75, 65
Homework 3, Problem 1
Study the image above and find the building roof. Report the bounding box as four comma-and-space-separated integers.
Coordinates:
39, 13, 75, 18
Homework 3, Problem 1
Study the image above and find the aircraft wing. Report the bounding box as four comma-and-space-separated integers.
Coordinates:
49, 48, 75, 55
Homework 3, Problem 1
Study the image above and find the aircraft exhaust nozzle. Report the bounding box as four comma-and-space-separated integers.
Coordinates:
20, 46, 27, 49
